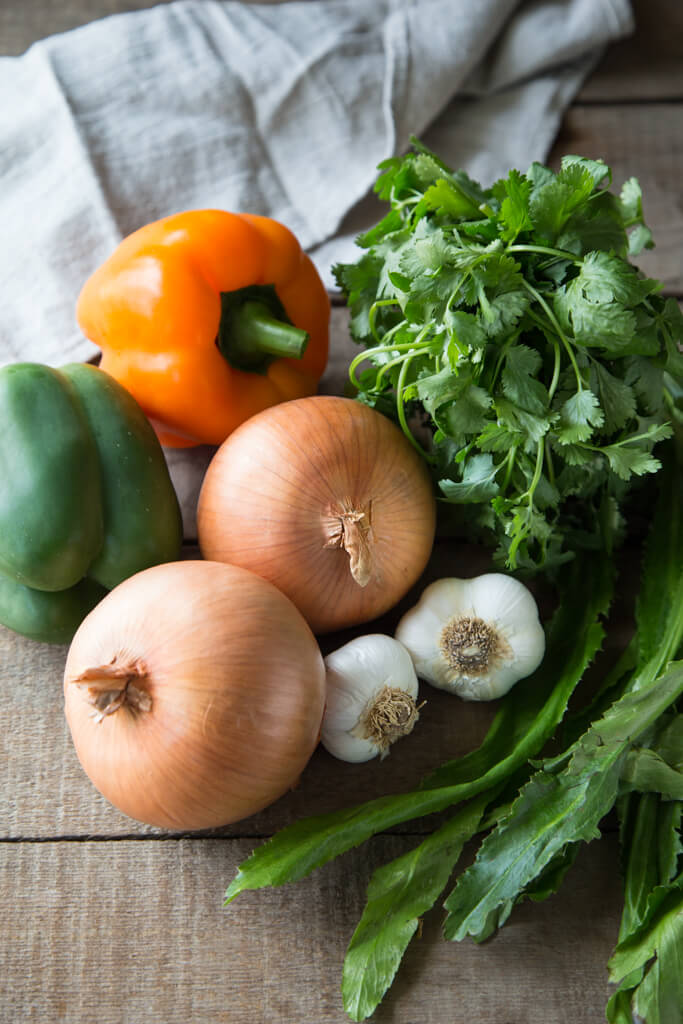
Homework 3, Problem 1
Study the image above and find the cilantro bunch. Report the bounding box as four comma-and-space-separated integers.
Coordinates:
334, 140, 682, 571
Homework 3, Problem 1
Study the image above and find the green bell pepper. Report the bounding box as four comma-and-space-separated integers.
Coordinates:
0, 362, 183, 644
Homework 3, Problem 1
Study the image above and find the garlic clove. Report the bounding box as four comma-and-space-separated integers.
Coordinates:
467, 573, 538, 632
321, 724, 381, 764
395, 574, 545, 702
321, 634, 420, 762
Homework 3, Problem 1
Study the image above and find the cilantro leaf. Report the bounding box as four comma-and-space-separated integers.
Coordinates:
604, 446, 663, 481
494, 168, 532, 242
560, 154, 611, 189
556, 389, 605, 444
619, 177, 655, 255
441, 385, 494, 436
439, 454, 500, 503
575, 251, 652, 305
529, 164, 595, 242
590, 363, 637, 433
556, 194, 628, 257
501, 345, 549, 416
422, 177, 482, 220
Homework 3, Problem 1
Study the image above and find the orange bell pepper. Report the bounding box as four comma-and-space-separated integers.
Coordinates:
76, 210, 330, 447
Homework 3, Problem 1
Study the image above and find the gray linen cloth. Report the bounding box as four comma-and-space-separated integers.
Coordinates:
0, 0, 633, 532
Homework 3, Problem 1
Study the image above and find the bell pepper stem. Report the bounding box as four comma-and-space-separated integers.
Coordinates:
232, 301, 309, 362
217, 284, 309, 373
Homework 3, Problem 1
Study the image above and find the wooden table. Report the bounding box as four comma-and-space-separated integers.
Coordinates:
1, 2, 681, 1022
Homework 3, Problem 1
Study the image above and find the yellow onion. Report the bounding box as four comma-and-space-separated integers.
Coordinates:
197, 396, 437, 633
63, 560, 325, 830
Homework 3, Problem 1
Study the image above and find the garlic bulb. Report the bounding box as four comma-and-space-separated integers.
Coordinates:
395, 574, 545, 701
321, 634, 421, 762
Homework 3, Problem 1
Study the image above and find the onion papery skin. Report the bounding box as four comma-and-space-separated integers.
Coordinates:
63, 560, 326, 830
197, 396, 437, 634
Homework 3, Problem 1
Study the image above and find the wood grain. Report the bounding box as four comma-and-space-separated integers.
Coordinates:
0, 833, 624, 1024
577, 0, 683, 102
1, 3, 680, 1023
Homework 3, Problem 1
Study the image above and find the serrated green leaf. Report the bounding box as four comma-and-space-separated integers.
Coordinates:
604, 446, 662, 481
556, 194, 628, 258
620, 177, 644, 221
575, 251, 650, 306
414, 366, 464, 416
589, 364, 637, 434
628, 224, 654, 256
556, 389, 605, 443
422, 177, 482, 220
560, 154, 611, 189
444, 659, 683, 942
476, 421, 525, 452
496, 168, 532, 242
560, 286, 637, 353
445, 309, 487, 361
501, 344, 549, 416
342, 794, 490, 1022
624, 356, 665, 415
439, 453, 500, 503
442, 385, 493, 435
620, 746, 683, 800
443, 761, 623, 940
529, 166, 594, 242
478, 289, 529, 338
399, 220, 452, 274
496, 397, 550, 448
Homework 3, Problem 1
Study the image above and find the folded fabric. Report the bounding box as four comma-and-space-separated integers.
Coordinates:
0, 0, 632, 370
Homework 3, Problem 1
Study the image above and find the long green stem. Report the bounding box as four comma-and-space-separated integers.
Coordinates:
507, 243, 582, 263
548, 336, 562, 401
522, 279, 584, 392
347, 327, 410, 390
544, 436, 557, 490
373, 322, 434, 390
522, 440, 546, 504
501, 445, 518, 494
368, 299, 401, 344
396, 355, 434, 461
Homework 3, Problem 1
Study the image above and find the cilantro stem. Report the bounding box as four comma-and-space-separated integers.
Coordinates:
507, 244, 581, 263
501, 445, 518, 493
548, 336, 562, 401
522, 279, 584, 392
585, 428, 671, 453
523, 440, 545, 503
544, 436, 556, 489
347, 327, 410, 390
369, 300, 401, 344
374, 325, 434, 390
395, 354, 434, 461
508, 440, 546, 566
489, 335, 517, 392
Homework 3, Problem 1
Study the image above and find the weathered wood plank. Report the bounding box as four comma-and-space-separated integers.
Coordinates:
0, 833, 624, 1023
578, 0, 683, 103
